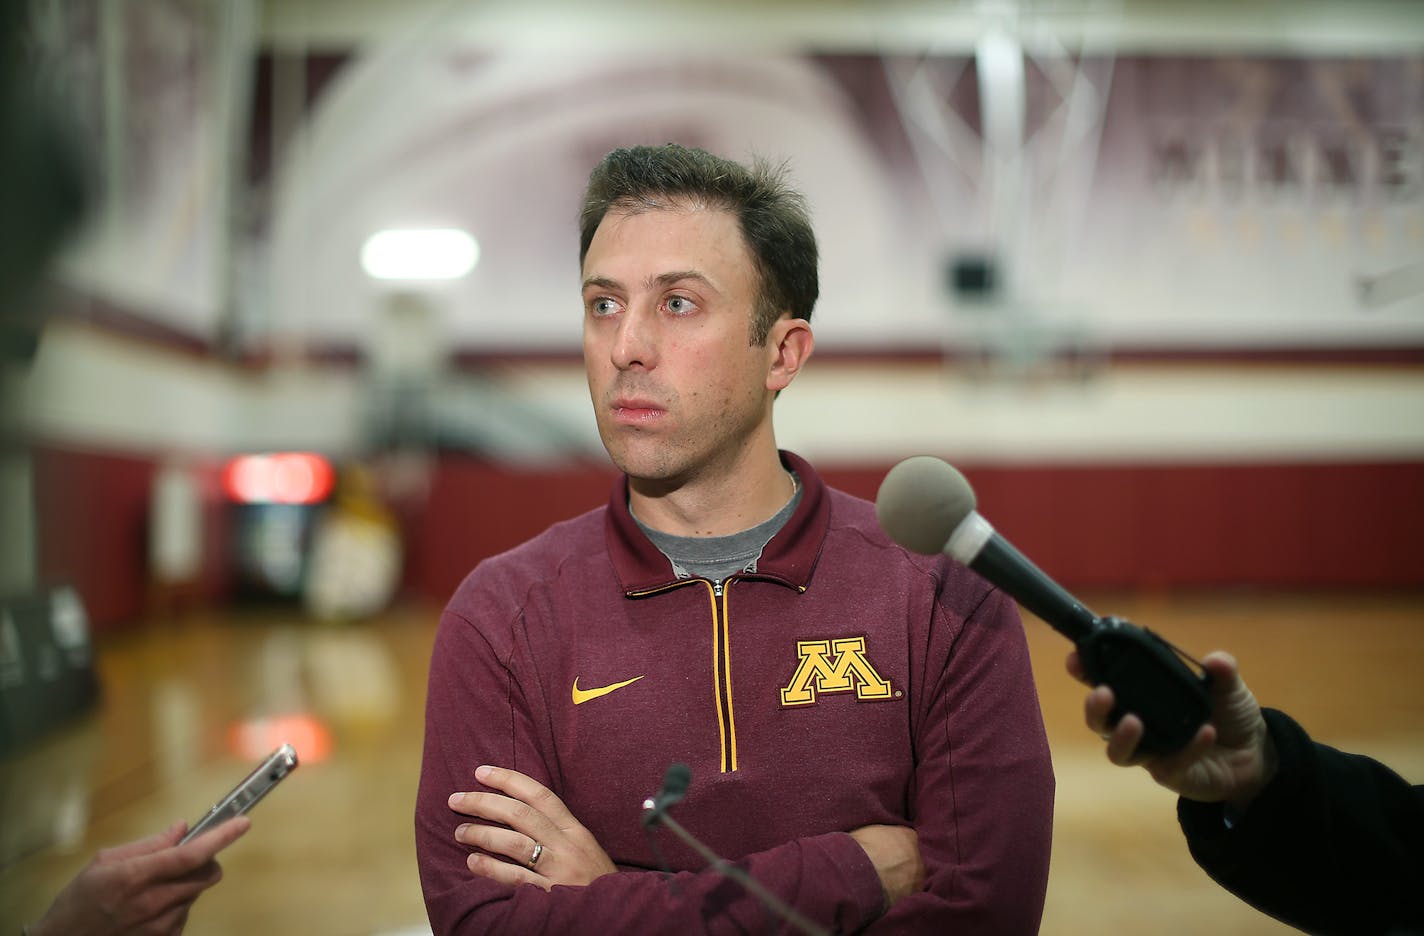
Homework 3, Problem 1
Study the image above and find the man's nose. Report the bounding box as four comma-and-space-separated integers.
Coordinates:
611, 305, 656, 370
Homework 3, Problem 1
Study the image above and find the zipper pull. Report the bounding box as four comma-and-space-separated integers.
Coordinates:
712, 580, 724, 597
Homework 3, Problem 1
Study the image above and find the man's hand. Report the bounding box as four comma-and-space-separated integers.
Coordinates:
28, 817, 250, 936
848, 823, 924, 911
449, 765, 617, 891
1068, 649, 1278, 812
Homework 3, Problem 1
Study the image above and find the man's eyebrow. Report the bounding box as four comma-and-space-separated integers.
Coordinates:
581, 271, 719, 292
651, 270, 718, 292
581, 275, 621, 292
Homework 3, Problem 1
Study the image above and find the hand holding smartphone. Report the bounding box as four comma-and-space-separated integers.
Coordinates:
181, 744, 299, 844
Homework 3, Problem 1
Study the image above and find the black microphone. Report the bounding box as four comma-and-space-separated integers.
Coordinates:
641, 762, 691, 827
641, 765, 831, 936
875, 455, 1213, 755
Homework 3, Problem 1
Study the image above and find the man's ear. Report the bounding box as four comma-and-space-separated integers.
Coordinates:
766, 316, 814, 393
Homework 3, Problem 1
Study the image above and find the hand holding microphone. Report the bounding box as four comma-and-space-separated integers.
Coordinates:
1073, 648, 1279, 809
875, 456, 1213, 755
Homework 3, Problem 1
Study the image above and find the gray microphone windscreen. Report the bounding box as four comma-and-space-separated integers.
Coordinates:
875, 456, 978, 555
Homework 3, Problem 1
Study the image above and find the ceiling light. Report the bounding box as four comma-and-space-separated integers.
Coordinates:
360, 228, 479, 280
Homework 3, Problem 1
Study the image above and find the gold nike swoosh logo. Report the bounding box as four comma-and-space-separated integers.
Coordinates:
571, 675, 644, 705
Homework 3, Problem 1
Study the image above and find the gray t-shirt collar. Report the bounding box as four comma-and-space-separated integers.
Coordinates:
632, 473, 802, 583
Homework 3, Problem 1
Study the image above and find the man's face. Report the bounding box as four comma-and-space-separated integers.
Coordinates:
581, 205, 777, 485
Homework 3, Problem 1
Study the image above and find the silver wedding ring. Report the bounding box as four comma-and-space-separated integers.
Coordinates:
526, 841, 543, 870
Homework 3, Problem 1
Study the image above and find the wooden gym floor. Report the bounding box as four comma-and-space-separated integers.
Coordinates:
2, 590, 1421, 934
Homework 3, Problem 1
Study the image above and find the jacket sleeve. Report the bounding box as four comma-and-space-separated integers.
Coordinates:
866, 585, 1055, 935
1178, 708, 1424, 935
415, 605, 888, 935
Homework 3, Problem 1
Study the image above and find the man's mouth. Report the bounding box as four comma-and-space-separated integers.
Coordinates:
610, 397, 665, 424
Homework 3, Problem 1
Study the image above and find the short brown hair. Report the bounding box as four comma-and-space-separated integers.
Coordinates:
579, 144, 818, 345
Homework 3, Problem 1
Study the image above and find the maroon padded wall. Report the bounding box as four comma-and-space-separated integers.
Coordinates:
29, 445, 1424, 631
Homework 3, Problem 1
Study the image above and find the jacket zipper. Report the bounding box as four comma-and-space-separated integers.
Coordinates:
707, 578, 737, 773
629, 577, 738, 772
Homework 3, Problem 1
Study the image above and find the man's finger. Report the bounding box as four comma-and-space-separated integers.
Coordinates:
474, 765, 578, 828
1200, 650, 1238, 675
133, 816, 250, 883
456, 822, 539, 867
102, 861, 224, 930
1144, 722, 1217, 783
449, 791, 560, 843
1201, 652, 1242, 700
1105, 713, 1146, 765
1084, 684, 1116, 735
466, 851, 548, 891
96, 822, 187, 863
180, 816, 251, 861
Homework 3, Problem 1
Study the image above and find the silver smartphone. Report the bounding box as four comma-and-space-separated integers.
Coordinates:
180, 744, 299, 844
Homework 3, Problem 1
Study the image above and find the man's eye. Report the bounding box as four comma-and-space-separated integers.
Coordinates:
590, 298, 619, 316
665, 296, 694, 314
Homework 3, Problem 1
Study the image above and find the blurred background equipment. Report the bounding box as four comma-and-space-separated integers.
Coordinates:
301, 463, 403, 622
224, 451, 335, 601
0, 585, 97, 757
147, 456, 205, 618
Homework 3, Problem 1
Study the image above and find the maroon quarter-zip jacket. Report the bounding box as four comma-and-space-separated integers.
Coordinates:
416, 452, 1054, 934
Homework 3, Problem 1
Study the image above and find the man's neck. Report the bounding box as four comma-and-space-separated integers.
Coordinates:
628, 448, 796, 538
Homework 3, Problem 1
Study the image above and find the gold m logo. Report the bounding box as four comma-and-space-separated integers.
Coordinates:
780, 637, 893, 706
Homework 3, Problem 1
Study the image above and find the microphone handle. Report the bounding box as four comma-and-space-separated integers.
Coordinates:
1077, 617, 1215, 755
653, 811, 832, 936
970, 534, 1099, 641
967, 535, 1214, 754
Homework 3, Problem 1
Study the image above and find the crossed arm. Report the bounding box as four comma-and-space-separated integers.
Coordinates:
449, 764, 923, 904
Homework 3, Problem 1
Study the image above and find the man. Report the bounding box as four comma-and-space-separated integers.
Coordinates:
1072, 649, 1424, 934
415, 144, 1054, 934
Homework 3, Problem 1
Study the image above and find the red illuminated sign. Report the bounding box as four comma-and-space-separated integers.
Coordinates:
222, 453, 336, 505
